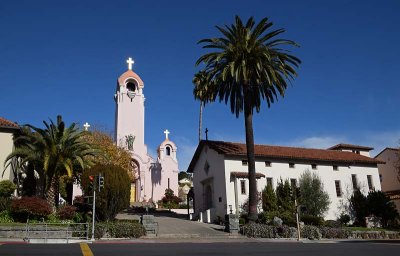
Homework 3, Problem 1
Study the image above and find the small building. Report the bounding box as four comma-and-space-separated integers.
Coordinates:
188, 140, 383, 222
375, 147, 400, 212
0, 117, 19, 183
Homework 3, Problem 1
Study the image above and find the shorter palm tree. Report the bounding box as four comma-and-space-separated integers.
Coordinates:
5, 115, 100, 205
193, 71, 215, 141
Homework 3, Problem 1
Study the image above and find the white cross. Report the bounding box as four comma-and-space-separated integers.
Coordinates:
126, 57, 134, 70
164, 129, 170, 140
83, 122, 90, 131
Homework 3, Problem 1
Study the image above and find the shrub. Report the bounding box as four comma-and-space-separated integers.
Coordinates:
11, 196, 52, 221
324, 219, 342, 228
159, 188, 182, 209
93, 221, 146, 239
262, 185, 277, 212
0, 180, 16, 198
300, 215, 324, 226
241, 223, 296, 238
298, 170, 330, 217
338, 214, 351, 226
81, 164, 131, 221
57, 205, 77, 220
301, 225, 321, 240
350, 189, 368, 226
0, 210, 14, 223
319, 226, 351, 239
0, 197, 12, 212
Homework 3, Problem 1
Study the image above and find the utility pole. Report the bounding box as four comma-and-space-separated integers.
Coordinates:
91, 178, 96, 241
295, 198, 301, 241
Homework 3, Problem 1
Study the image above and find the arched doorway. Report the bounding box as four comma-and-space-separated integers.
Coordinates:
130, 159, 140, 204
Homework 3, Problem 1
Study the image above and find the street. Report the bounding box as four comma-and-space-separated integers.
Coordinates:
0, 241, 399, 256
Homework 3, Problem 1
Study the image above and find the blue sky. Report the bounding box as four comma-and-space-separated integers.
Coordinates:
1, 0, 399, 171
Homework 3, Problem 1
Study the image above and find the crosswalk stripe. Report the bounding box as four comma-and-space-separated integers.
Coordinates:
80, 243, 94, 256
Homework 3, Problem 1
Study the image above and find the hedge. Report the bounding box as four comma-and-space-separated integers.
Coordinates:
241, 223, 400, 240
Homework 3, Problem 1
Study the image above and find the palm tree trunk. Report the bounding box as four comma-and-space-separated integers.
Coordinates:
199, 103, 203, 141
244, 88, 258, 222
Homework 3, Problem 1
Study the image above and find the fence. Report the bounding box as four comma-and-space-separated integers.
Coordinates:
24, 222, 89, 243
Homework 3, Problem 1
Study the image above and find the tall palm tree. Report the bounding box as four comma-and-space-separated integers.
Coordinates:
193, 71, 215, 141
5, 115, 99, 206
195, 16, 301, 221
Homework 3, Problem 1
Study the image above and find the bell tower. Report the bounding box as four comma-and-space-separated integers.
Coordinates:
114, 57, 147, 156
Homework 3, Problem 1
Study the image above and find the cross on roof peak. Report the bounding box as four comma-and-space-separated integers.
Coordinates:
126, 57, 134, 70
83, 122, 90, 131
164, 129, 170, 140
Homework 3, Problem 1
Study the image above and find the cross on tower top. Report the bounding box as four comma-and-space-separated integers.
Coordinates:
83, 122, 90, 131
164, 129, 170, 140
126, 57, 134, 70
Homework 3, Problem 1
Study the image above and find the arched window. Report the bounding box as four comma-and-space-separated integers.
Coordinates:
166, 146, 171, 156
126, 82, 136, 92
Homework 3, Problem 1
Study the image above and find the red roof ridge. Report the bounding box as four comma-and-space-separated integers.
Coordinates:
0, 117, 19, 129
328, 143, 374, 151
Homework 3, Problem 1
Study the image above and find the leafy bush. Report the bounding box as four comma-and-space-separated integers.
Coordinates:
324, 220, 342, 228
338, 214, 351, 225
11, 196, 52, 221
0, 180, 16, 198
262, 185, 277, 212
57, 205, 77, 220
301, 225, 321, 240
93, 221, 146, 239
298, 170, 330, 217
319, 226, 351, 239
0, 210, 14, 223
241, 223, 296, 238
300, 214, 324, 226
159, 188, 182, 209
81, 164, 131, 221
0, 197, 12, 212
258, 210, 296, 226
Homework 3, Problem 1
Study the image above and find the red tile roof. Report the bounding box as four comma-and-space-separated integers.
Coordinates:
328, 143, 373, 151
187, 140, 383, 172
0, 117, 19, 129
231, 172, 265, 179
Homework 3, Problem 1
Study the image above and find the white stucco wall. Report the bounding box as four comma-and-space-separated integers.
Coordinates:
192, 146, 227, 221
224, 158, 381, 220
0, 132, 15, 181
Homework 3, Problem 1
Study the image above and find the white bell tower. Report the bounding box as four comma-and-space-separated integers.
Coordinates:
114, 57, 147, 156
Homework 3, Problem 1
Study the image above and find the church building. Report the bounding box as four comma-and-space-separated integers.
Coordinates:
114, 58, 179, 204
188, 140, 383, 222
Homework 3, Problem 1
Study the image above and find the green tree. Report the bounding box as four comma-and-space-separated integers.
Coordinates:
349, 189, 368, 227
0, 180, 16, 198
81, 164, 131, 221
367, 190, 399, 228
298, 170, 330, 217
261, 185, 277, 212
5, 115, 99, 205
195, 16, 301, 221
276, 179, 295, 213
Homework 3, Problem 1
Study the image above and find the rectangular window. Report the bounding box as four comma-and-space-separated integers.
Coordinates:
265, 161, 271, 167
240, 180, 246, 195
351, 174, 358, 190
311, 164, 317, 170
242, 160, 248, 166
333, 165, 338, 171
367, 175, 374, 191
379, 174, 383, 183
335, 180, 342, 197
289, 163, 295, 168
267, 178, 273, 188
290, 178, 297, 189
